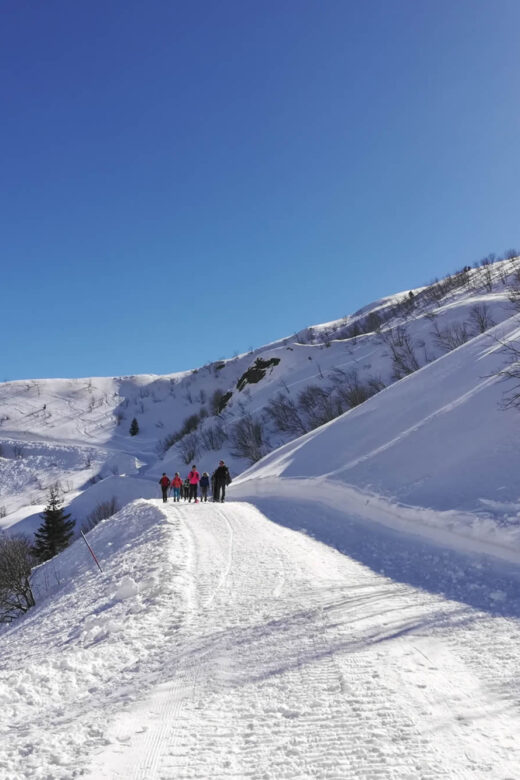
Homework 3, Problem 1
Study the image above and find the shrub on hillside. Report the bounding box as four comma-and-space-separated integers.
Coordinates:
230, 415, 265, 464
178, 432, 200, 464
210, 388, 231, 416
0, 534, 36, 623
297, 385, 338, 430
159, 410, 208, 455
469, 304, 495, 335
331, 369, 385, 409
383, 326, 421, 380
200, 424, 228, 450
431, 321, 471, 353
264, 393, 307, 436
81, 497, 119, 533
492, 334, 520, 410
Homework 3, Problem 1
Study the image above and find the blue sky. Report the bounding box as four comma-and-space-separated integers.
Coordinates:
2, 0, 519, 380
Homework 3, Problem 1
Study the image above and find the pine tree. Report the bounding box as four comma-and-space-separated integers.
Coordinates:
129, 417, 139, 436
33, 484, 75, 563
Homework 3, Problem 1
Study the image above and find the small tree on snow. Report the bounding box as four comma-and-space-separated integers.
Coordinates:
0, 535, 36, 622
129, 417, 139, 436
230, 415, 265, 464
33, 484, 75, 563
178, 432, 200, 464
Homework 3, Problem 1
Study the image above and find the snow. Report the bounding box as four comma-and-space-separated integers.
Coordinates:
2, 499, 520, 778
112, 575, 140, 601
232, 313, 520, 557
2, 257, 520, 776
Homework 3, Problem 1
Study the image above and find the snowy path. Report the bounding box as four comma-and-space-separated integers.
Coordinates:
83, 501, 520, 780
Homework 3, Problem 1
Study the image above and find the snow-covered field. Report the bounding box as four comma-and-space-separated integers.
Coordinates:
2, 499, 520, 778
3, 257, 520, 777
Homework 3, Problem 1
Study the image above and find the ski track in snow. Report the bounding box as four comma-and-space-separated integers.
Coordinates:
77, 501, 520, 780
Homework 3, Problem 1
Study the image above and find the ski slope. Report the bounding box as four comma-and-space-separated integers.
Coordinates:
2, 498, 520, 779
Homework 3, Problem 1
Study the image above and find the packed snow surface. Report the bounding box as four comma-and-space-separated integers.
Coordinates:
2, 499, 520, 779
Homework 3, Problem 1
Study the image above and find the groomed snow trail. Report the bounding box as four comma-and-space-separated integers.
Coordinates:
86, 501, 520, 780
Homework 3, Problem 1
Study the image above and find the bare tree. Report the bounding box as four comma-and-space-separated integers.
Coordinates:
506, 266, 520, 312
431, 321, 471, 353
297, 385, 338, 430
482, 265, 493, 293
81, 498, 119, 533
492, 333, 520, 409
383, 326, 420, 380
200, 424, 228, 451
265, 393, 307, 435
230, 415, 265, 463
333, 369, 385, 409
469, 303, 495, 335
178, 432, 200, 464
0, 535, 36, 622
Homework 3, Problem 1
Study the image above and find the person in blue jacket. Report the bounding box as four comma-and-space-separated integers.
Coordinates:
200, 472, 210, 502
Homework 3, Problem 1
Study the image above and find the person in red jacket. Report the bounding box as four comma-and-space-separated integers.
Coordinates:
171, 472, 183, 502
187, 465, 200, 503
159, 473, 170, 503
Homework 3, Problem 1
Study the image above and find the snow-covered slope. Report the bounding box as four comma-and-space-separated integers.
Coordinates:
2, 498, 520, 778
233, 314, 520, 559
1, 256, 520, 548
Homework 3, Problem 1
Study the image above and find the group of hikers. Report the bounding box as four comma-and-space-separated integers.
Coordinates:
159, 461, 232, 504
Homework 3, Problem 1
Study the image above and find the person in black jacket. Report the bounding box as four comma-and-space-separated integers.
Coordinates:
212, 460, 231, 503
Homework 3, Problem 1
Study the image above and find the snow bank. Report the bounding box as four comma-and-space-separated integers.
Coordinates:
0, 499, 190, 779
233, 318, 520, 562
232, 476, 520, 566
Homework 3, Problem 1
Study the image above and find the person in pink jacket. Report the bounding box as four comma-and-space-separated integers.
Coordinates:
187, 465, 200, 503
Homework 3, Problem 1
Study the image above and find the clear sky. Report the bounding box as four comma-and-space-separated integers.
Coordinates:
2, 0, 519, 380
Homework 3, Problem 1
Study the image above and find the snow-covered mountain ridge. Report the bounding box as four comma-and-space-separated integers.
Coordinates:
2, 255, 520, 547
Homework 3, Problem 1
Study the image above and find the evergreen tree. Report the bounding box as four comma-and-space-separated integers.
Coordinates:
33, 484, 75, 563
129, 417, 139, 436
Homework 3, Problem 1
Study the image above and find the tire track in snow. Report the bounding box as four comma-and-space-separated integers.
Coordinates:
155, 506, 472, 778
85, 501, 520, 779
203, 508, 234, 608
122, 507, 200, 780
130, 503, 237, 779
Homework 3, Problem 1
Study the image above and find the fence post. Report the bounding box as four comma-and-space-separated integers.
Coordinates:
80, 530, 103, 573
